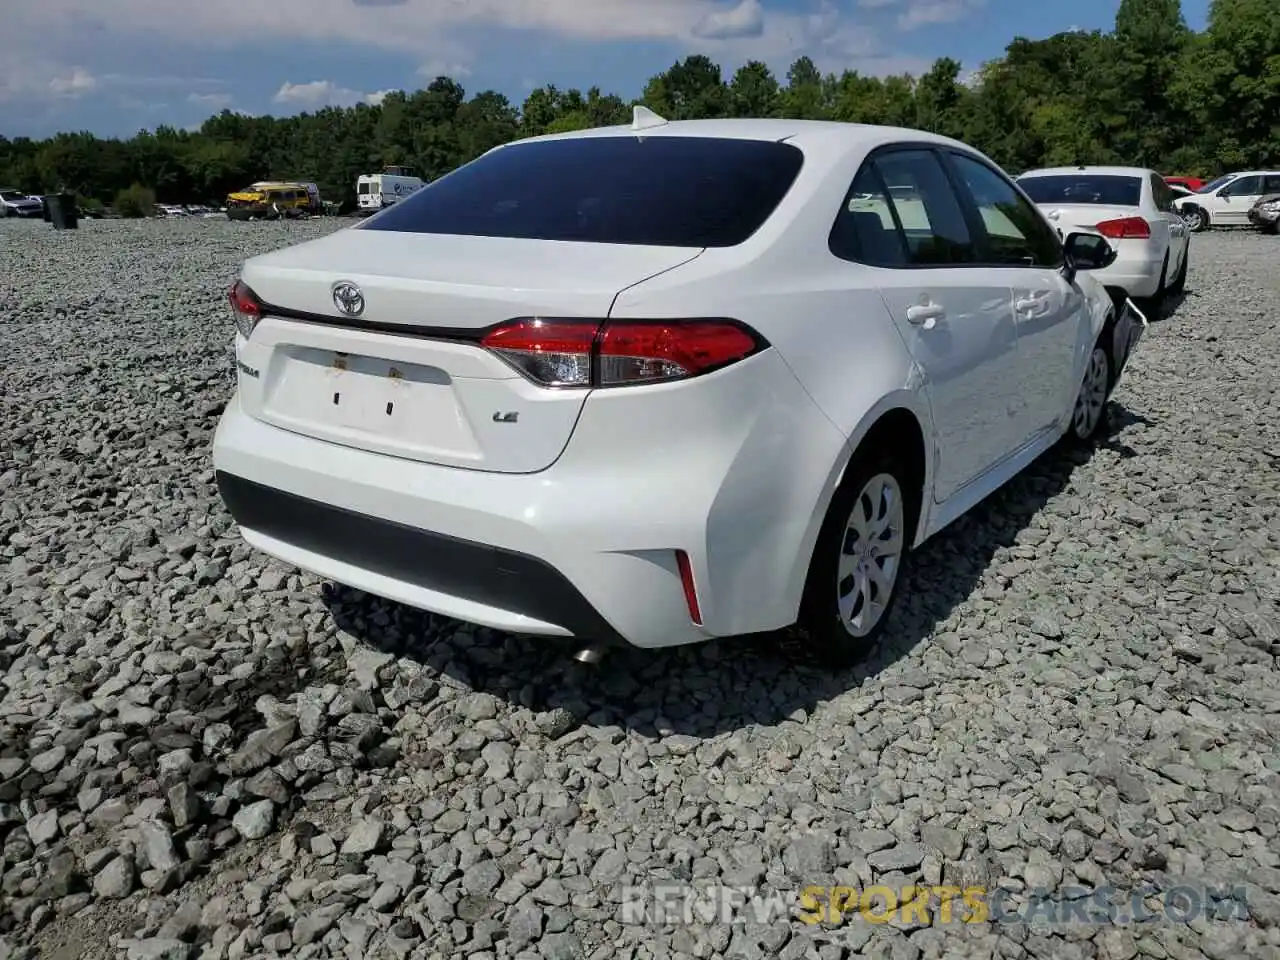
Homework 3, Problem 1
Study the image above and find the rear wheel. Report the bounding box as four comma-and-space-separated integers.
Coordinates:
799, 451, 916, 667
1141, 254, 1168, 320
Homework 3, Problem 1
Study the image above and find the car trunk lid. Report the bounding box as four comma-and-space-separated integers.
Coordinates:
1037, 203, 1145, 239
235, 229, 703, 474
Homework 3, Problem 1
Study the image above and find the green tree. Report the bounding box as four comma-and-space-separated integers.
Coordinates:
642, 56, 728, 119
1170, 0, 1280, 169
779, 56, 828, 119
728, 61, 780, 118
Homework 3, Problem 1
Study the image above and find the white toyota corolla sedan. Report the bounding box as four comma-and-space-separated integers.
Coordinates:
213, 110, 1145, 663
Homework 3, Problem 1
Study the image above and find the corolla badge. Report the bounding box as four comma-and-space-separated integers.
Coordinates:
332, 281, 365, 317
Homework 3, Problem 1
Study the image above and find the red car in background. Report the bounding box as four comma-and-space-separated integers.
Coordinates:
1165, 175, 1206, 192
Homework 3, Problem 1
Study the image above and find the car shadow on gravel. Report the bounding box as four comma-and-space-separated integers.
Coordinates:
323, 402, 1149, 737
1160, 289, 1188, 320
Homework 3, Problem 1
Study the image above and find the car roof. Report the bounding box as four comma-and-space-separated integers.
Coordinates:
1017, 166, 1155, 178
508, 117, 981, 158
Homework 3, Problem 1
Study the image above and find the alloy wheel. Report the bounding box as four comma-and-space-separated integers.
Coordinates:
1073, 347, 1110, 438
836, 472, 905, 638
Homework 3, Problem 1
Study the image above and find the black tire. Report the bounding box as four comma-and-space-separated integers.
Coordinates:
798, 449, 919, 667
1140, 254, 1168, 320
1065, 326, 1118, 445
1167, 246, 1188, 295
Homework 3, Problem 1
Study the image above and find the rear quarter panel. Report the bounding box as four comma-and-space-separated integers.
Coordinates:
610, 132, 939, 607
608, 130, 931, 449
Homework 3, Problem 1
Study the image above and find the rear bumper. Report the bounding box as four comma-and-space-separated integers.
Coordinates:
1090, 244, 1165, 298
217, 470, 626, 644
211, 350, 845, 648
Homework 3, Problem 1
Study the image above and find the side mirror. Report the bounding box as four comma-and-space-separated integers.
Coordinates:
1063, 231, 1118, 272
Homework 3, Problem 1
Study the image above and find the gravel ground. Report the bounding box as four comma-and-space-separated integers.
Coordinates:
1, 218, 1279, 960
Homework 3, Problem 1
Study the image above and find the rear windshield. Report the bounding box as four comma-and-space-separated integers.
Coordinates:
362, 135, 805, 247
1017, 175, 1143, 206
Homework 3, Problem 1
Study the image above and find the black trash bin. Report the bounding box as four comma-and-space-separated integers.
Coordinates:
45, 193, 79, 230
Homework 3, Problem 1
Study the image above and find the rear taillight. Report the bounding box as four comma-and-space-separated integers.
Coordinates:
675, 549, 703, 625
479, 318, 766, 388
1095, 216, 1151, 239
228, 280, 262, 339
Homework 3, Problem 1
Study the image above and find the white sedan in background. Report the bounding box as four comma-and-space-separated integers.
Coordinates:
1016, 166, 1190, 313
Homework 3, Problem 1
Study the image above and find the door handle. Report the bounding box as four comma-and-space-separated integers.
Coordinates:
1015, 292, 1050, 314
906, 303, 945, 329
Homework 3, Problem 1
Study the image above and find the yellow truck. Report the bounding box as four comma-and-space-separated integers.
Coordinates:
226, 181, 320, 220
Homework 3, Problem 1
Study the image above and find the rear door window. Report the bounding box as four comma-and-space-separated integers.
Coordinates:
947, 153, 1064, 267
855, 149, 976, 266
829, 166, 908, 267
830, 148, 978, 267
1223, 176, 1262, 197
362, 136, 805, 247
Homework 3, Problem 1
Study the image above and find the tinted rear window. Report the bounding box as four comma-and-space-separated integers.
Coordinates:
362, 136, 805, 247
1017, 175, 1143, 206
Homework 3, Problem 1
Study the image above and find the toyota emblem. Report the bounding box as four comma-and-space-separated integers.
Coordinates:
332, 281, 364, 317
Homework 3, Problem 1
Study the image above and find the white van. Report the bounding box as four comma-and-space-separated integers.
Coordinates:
356, 166, 425, 214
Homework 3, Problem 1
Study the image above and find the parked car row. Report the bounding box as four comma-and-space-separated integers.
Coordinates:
0, 188, 45, 217
1168, 170, 1280, 233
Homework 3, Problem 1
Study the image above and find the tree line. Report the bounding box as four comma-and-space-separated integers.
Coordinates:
0, 0, 1274, 214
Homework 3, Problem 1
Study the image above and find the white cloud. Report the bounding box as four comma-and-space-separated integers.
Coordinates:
805, 0, 841, 42
418, 60, 473, 80
0, 50, 228, 107
189, 91, 233, 109
48, 67, 97, 98
272, 79, 389, 109
692, 0, 765, 40
0, 0, 949, 130
897, 0, 985, 30
8, 0, 718, 54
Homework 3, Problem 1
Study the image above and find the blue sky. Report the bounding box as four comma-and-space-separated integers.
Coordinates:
1, 0, 1210, 140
